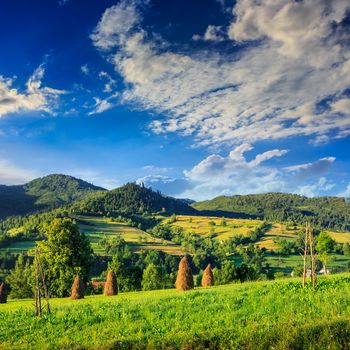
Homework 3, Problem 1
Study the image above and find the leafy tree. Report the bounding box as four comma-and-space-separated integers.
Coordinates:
6, 254, 33, 299
316, 232, 336, 274
217, 260, 236, 285
142, 263, 164, 291
38, 218, 93, 297
343, 243, 350, 256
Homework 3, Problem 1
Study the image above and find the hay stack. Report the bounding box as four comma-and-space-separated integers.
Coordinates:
0, 282, 8, 303
70, 273, 85, 300
104, 270, 118, 296
175, 256, 194, 291
201, 264, 214, 287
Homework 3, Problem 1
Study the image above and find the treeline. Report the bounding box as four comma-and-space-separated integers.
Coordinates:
193, 193, 350, 231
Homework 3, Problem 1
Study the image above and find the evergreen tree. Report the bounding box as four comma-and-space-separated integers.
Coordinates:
6, 254, 33, 299
142, 263, 164, 291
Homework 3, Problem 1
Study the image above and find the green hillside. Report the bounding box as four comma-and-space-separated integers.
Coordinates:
72, 182, 198, 216
2, 275, 350, 350
193, 193, 350, 231
0, 174, 105, 219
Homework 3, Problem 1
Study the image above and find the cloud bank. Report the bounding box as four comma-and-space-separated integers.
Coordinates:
138, 143, 338, 200
92, 0, 350, 147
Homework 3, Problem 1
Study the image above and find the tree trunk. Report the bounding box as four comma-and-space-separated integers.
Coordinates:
302, 223, 308, 288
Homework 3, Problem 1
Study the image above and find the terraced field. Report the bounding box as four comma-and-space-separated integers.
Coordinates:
164, 215, 263, 240
76, 216, 184, 255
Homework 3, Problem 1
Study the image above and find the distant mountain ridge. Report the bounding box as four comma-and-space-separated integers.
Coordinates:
192, 193, 350, 231
0, 174, 105, 219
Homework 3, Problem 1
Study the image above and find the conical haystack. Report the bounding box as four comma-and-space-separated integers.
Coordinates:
201, 264, 214, 287
70, 273, 85, 300
0, 282, 8, 304
175, 256, 194, 291
104, 270, 118, 296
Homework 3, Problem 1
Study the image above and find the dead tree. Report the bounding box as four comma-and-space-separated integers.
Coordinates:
34, 246, 51, 316
302, 223, 309, 288
309, 225, 317, 288
34, 247, 42, 316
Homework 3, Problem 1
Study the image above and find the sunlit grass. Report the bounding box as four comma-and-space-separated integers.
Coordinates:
2, 274, 350, 350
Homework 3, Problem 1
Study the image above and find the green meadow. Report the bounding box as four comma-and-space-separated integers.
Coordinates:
2, 274, 350, 350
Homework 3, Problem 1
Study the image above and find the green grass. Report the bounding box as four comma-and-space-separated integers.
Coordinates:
76, 216, 184, 255
266, 253, 350, 274
2, 274, 350, 349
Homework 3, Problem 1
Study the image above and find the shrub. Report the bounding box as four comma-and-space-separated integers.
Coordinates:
104, 270, 118, 296
175, 256, 194, 291
70, 273, 85, 300
274, 271, 287, 279
201, 264, 214, 287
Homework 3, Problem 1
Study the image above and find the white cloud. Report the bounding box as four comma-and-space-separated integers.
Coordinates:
99, 71, 117, 93
228, 0, 349, 65
295, 177, 335, 197
136, 174, 191, 196
91, 1, 142, 51
284, 157, 336, 178
92, 0, 350, 148
339, 183, 350, 198
180, 143, 288, 200
81, 64, 89, 75
0, 159, 39, 185
193, 25, 225, 42
142, 165, 171, 173
0, 65, 64, 118
141, 148, 338, 200
88, 96, 116, 115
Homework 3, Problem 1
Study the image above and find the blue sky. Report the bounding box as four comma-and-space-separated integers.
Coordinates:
0, 0, 350, 200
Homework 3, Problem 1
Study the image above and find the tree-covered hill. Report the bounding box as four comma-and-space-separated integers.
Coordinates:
193, 193, 350, 231
0, 174, 105, 219
71, 182, 198, 216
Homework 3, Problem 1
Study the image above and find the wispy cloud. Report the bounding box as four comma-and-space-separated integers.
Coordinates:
193, 25, 226, 42
91, 0, 350, 148
0, 65, 64, 118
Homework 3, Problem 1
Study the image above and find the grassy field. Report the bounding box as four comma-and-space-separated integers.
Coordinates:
164, 215, 263, 240
76, 216, 184, 256
265, 253, 350, 274
1, 274, 350, 350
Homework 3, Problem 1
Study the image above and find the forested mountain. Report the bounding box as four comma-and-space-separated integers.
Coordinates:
0, 174, 105, 219
193, 193, 350, 231
71, 182, 198, 216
